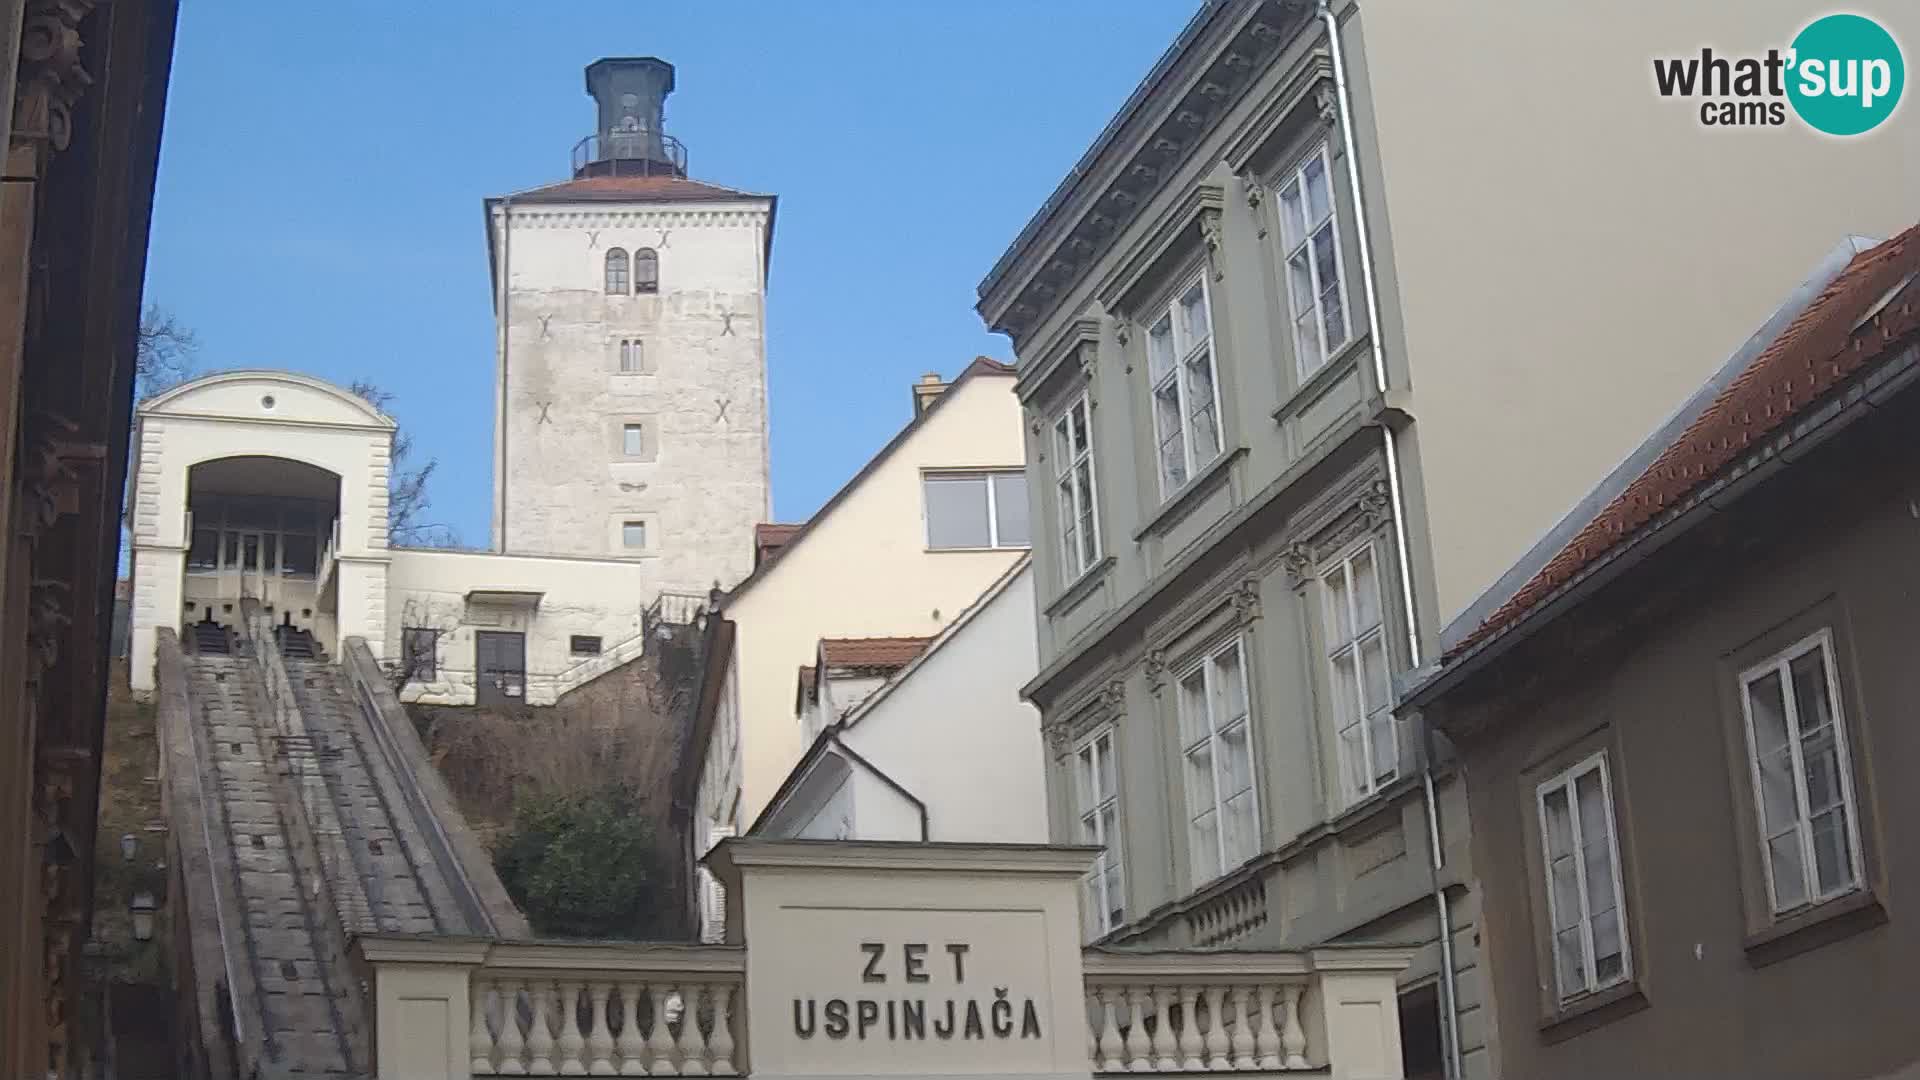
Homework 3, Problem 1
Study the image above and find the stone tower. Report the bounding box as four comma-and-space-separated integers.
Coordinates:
485, 57, 773, 597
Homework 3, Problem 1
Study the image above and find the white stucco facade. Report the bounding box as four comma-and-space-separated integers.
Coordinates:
124, 369, 678, 706
692, 362, 1029, 839
488, 185, 773, 600
127, 371, 395, 693
757, 559, 1048, 847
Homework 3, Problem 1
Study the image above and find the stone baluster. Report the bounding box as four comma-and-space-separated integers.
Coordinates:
646, 985, 677, 1076
1150, 985, 1178, 1071
709, 984, 737, 1075
498, 980, 529, 1075
678, 986, 711, 1076
618, 983, 648, 1076
1205, 986, 1231, 1070
558, 981, 588, 1075
1252, 985, 1280, 1070
1122, 986, 1151, 1072
1090, 987, 1120, 1072
588, 982, 616, 1075
1279, 984, 1308, 1069
527, 983, 557, 1075
1178, 986, 1205, 1070
1228, 986, 1256, 1070
472, 982, 497, 1075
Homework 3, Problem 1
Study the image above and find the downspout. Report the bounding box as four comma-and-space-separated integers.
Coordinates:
495, 197, 512, 554
1319, 2, 1463, 1077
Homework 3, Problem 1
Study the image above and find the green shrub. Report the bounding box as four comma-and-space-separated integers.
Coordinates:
494, 784, 664, 939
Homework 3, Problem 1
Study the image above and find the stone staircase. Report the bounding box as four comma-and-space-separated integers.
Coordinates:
182, 654, 362, 1075
156, 615, 522, 1080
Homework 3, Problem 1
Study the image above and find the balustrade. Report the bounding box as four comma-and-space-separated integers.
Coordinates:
1082, 953, 1314, 1073
470, 972, 740, 1077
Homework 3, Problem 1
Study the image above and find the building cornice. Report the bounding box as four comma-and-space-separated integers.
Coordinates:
977, 0, 1313, 346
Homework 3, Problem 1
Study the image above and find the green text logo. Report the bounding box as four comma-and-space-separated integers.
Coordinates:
1787, 14, 1904, 135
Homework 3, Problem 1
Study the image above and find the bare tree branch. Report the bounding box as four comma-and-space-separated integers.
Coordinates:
135, 305, 196, 400
348, 379, 457, 548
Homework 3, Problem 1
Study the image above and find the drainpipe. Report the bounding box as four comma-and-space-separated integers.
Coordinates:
495, 197, 512, 554
1318, 2, 1463, 1077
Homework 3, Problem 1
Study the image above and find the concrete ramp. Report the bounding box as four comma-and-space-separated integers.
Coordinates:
156, 609, 524, 1079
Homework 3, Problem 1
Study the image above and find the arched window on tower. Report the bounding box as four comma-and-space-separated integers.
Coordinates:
634, 247, 659, 294
605, 248, 630, 295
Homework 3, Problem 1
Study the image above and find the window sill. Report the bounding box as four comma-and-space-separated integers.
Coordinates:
1272, 335, 1367, 424
1537, 981, 1647, 1044
1133, 446, 1246, 542
924, 545, 1031, 555
1743, 886, 1885, 968
1045, 555, 1115, 618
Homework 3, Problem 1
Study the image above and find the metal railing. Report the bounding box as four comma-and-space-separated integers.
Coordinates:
571, 131, 688, 177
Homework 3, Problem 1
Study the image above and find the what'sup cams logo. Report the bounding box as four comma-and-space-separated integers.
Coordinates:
1653, 13, 1904, 135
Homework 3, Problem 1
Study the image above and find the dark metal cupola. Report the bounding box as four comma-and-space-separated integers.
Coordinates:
572, 57, 688, 179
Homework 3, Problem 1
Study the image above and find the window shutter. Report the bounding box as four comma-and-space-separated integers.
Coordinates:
700, 825, 735, 943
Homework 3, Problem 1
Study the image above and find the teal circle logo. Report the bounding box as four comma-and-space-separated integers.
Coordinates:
1787, 14, 1904, 135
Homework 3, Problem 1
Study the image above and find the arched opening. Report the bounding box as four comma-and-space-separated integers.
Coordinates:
634, 247, 659, 294
604, 247, 630, 294
183, 456, 342, 653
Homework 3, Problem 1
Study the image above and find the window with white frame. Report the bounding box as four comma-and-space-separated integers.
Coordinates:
1176, 638, 1258, 886
1536, 752, 1631, 1003
618, 338, 644, 373
622, 422, 645, 457
1073, 727, 1124, 938
1738, 630, 1863, 915
1146, 274, 1223, 495
1277, 144, 1349, 378
1323, 542, 1396, 803
1052, 394, 1101, 578
923, 470, 1029, 550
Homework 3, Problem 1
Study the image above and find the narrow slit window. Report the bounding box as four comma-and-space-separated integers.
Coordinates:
618, 339, 644, 373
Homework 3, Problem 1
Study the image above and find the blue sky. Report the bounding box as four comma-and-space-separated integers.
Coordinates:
145, 2, 1195, 543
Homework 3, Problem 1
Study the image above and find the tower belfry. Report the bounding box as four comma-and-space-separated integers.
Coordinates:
580, 57, 683, 177
485, 57, 775, 598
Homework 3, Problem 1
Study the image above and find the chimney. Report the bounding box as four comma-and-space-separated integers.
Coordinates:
912, 373, 948, 416
579, 57, 684, 177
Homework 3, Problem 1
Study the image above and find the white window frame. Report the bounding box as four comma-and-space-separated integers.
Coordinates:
1275, 143, 1351, 380
1051, 393, 1101, 579
622, 422, 645, 457
617, 338, 644, 374
922, 470, 1030, 551
1073, 726, 1124, 939
1321, 539, 1397, 804
1535, 751, 1632, 1003
698, 823, 734, 943
621, 520, 647, 549
1145, 272, 1224, 497
1175, 637, 1260, 887
1737, 628, 1865, 915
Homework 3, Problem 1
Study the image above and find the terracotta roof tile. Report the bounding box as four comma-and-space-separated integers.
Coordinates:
818, 636, 934, 670
1450, 223, 1920, 661
754, 522, 803, 569
506, 174, 763, 204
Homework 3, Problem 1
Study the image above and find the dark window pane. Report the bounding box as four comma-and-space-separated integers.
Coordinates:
281, 534, 318, 577
187, 528, 219, 571
992, 472, 1030, 547
634, 248, 659, 294
570, 635, 603, 656
925, 476, 989, 549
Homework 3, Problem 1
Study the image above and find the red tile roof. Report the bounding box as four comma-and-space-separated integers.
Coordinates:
818, 637, 934, 670
1450, 224, 1920, 660
754, 522, 803, 569
506, 174, 763, 204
